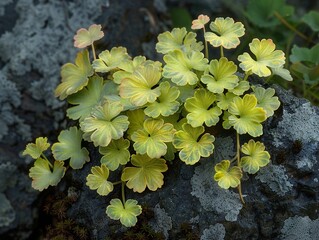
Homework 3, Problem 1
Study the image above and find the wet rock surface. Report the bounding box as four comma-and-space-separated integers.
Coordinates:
0, 0, 319, 239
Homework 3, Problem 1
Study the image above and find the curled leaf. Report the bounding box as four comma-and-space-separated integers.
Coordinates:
156, 27, 203, 54
55, 50, 94, 100
92, 47, 131, 73
23, 137, 50, 159
29, 158, 66, 191
252, 86, 280, 117
120, 63, 162, 106
74, 24, 104, 48
86, 164, 114, 196
241, 140, 270, 174
191, 14, 210, 30
214, 160, 242, 189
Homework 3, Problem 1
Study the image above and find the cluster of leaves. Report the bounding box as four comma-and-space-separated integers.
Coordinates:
241, 0, 319, 104
23, 16, 289, 227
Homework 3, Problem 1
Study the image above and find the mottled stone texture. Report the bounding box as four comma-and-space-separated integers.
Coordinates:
1, 0, 319, 239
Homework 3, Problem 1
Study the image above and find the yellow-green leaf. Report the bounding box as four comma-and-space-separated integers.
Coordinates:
74, 24, 104, 48
29, 158, 66, 191
205, 17, 245, 49
240, 140, 270, 174
23, 137, 50, 159
51, 126, 90, 169
214, 160, 242, 189
86, 164, 114, 196
55, 50, 94, 100
121, 154, 168, 193
106, 198, 142, 227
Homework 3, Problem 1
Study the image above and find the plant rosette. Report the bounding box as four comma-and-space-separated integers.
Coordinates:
23, 15, 290, 227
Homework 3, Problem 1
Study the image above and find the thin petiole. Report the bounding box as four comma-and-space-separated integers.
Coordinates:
236, 133, 245, 204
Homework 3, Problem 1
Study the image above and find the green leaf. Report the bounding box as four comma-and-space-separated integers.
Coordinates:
29, 158, 66, 191
271, 66, 293, 81
173, 124, 215, 165
144, 81, 180, 118
240, 140, 270, 174
229, 80, 250, 95
201, 57, 239, 94
74, 24, 104, 48
245, 0, 294, 28
51, 126, 90, 169
216, 92, 237, 110
55, 50, 94, 100
106, 199, 142, 227
126, 109, 147, 138
227, 94, 267, 137
131, 118, 175, 158
80, 101, 129, 147
185, 89, 222, 127
86, 164, 114, 196
119, 63, 162, 106
23, 137, 50, 159
290, 43, 319, 65
66, 75, 106, 121
156, 27, 203, 54
191, 14, 210, 30
214, 160, 242, 189
163, 49, 208, 86
205, 17, 245, 49
99, 138, 130, 171
92, 47, 131, 73
121, 154, 168, 192
238, 38, 285, 77
302, 10, 319, 32
169, 7, 193, 30
252, 86, 280, 117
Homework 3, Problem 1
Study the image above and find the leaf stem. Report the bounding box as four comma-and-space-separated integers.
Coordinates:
112, 181, 122, 186
236, 133, 245, 204
203, 27, 209, 59
41, 153, 53, 168
243, 71, 251, 82
91, 43, 97, 60
121, 181, 126, 204
220, 46, 224, 58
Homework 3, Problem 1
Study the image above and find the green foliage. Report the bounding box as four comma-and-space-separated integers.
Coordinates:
242, 0, 319, 104
214, 160, 242, 189
86, 164, 114, 196
29, 158, 66, 191
52, 126, 90, 169
99, 138, 130, 171
23, 137, 50, 159
205, 17, 245, 49
55, 50, 94, 100
74, 24, 104, 48
240, 140, 270, 174
24, 18, 288, 226
121, 154, 168, 193
106, 198, 142, 228
173, 124, 215, 165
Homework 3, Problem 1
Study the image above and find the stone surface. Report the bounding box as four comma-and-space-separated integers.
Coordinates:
1, 0, 319, 239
